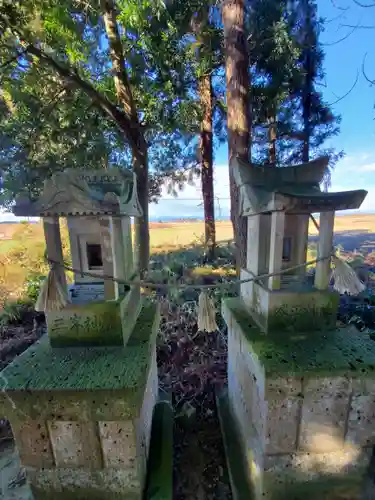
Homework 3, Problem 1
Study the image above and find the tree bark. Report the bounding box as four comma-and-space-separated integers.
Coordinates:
199, 74, 216, 260
102, 0, 149, 275
268, 114, 277, 166
132, 144, 149, 277
222, 0, 251, 271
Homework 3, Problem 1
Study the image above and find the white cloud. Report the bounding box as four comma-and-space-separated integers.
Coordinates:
357, 163, 375, 172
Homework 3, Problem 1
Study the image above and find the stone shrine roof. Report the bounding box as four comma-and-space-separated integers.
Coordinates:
13, 168, 142, 217
233, 156, 367, 215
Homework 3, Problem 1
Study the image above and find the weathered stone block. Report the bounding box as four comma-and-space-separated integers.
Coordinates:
46, 299, 123, 347
48, 420, 102, 468
299, 377, 351, 452
265, 377, 302, 454
263, 447, 370, 500
347, 378, 375, 446
10, 420, 54, 468
135, 349, 158, 482
28, 467, 141, 500
99, 421, 136, 468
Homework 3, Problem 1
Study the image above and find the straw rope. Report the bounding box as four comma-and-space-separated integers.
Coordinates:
47, 254, 332, 291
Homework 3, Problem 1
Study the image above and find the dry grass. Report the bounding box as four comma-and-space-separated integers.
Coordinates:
150, 221, 233, 252
150, 214, 375, 251
310, 213, 375, 235
0, 213, 373, 300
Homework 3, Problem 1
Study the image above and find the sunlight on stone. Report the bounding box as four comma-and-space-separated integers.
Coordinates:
297, 424, 361, 474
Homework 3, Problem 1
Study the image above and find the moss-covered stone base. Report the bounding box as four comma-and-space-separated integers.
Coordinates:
222, 297, 375, 499
0, 302, 160, 500
240, 269, 339, 333
223, 297, 375, 377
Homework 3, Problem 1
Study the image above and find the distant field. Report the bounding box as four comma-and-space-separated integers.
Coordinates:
149, 213, 375, 251
149, 220, 234, 251
1, 214, 375, 255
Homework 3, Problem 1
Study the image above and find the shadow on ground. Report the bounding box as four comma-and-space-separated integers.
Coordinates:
310, 230, 375, 254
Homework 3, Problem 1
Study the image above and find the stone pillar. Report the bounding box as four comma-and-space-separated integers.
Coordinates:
314, 211, 334, 290
100, 217, 115, 300
66, 217, 83, 282
247, 214, 270, 276
268, 211, 285, 290
111, 216, 126, 299
122, 216, 134, 280
111, 216, 134, 299
296, 214, 309, 276
43, 217, 67, 290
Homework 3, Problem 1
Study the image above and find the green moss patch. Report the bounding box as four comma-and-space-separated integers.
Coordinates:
48, 300, 123, 347
264, 473, 364, 500
268, 291, 339, 332
223, 298, 375, 377
0, 302, 160, 412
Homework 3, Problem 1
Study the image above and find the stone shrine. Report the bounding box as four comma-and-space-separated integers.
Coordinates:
0, 168, 160, 499
222, 156, 375, 499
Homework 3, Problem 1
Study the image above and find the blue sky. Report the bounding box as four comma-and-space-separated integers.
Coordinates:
2, 0, 375, 221
150, 0, 375, 219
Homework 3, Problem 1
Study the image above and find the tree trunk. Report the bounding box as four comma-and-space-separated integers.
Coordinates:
199, 74, 216, 260
133, 143, 149, 277
268, 114, 277, 166
222, 0, 251, 271
102, 0, 150, 274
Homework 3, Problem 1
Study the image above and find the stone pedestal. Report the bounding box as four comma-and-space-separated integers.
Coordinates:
0, 302, 160, 500
223, 297, 375, 499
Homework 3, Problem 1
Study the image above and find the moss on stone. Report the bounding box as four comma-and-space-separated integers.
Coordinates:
264, 473, 363, 500
223, 298, 375, 377
48, 299, 123, 347
30, 485, 141, 500
268, 291, 339, 332
0, 302, 160, 420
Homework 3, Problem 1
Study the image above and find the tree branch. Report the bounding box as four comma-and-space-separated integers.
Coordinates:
362, 52, 375, 84
101, 0, 138, 121
327, 70, 359, 106
322, 23, 358, 45
341, 23, 375, 28
24, 44, 138, 148
330, 0, 350, 11
353, 0, 375, 7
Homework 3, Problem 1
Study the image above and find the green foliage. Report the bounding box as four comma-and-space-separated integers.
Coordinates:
0, 0, 202, 205
0, 298, 33, 326
250, 0, 342, 171
24, 272, 46, 302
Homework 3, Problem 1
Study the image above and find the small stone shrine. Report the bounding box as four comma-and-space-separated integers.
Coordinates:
222, 156, 375, 499
0, 168, 160, 499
